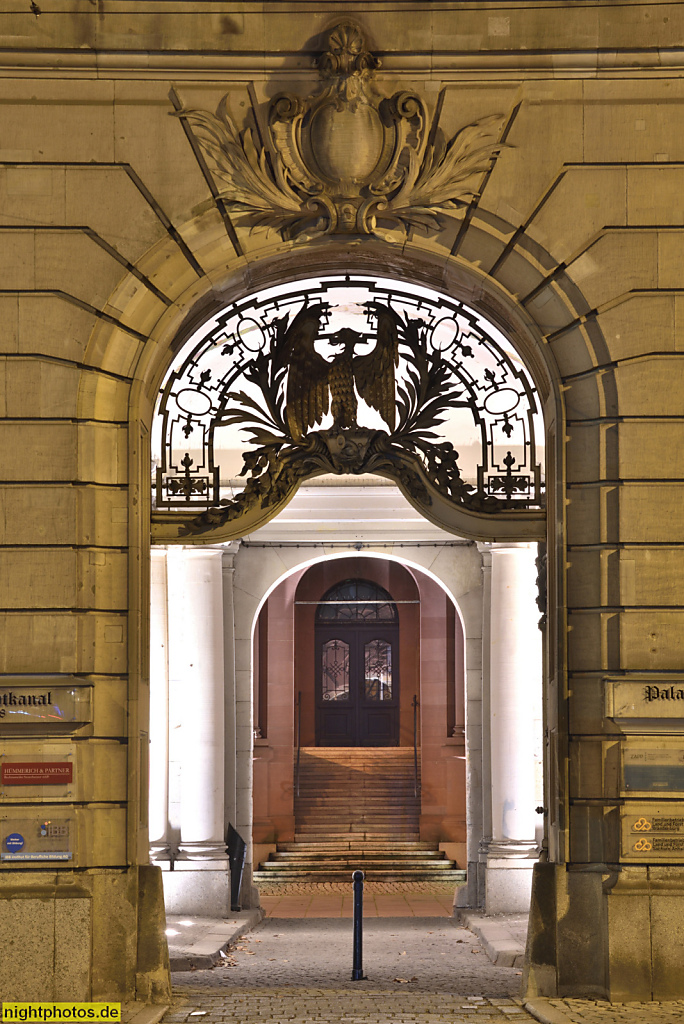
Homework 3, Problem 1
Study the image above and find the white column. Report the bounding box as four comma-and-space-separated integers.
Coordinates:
149, 548, 170, 862
222, 542, 240, 833
477, 547, 494, 907
166, 546, 226, 862
485, 542, 542, 914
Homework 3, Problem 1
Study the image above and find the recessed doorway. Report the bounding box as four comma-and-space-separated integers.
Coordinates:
316, 579, 400, 747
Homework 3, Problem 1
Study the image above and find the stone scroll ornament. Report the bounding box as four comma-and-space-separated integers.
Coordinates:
171, 21, 508, 242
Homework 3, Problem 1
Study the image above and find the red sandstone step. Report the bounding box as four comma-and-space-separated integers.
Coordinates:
253, 869, 465, 882
264, 851, 446, 860
279, 843, 435, 853
291, 832, 422, 843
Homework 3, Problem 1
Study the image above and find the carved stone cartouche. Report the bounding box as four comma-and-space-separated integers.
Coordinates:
172, 20, 508, 242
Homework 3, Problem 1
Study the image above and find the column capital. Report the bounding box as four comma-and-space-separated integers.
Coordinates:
477, 541, 537, 554
172, 545, 226, 559
222, 541, 241, 572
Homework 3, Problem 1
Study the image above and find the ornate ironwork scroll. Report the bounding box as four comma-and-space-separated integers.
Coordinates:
153, 275, 543, 533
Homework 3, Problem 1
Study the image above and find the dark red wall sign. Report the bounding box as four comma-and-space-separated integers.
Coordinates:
2, 762, 73, 785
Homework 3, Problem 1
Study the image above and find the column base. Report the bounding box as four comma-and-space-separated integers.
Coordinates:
162, 868, 232, 917
175, 855, 230, 870
178, 842, 228, 862
454, 861, 483, 909
484, 841, 538, 914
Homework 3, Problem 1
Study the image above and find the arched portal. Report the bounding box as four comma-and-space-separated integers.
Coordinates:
146, 256, 552, 918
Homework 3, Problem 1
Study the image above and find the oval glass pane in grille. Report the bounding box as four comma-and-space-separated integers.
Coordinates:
316, 579, 397, 622
321, 639, 350, 701
364, 639, 392, 701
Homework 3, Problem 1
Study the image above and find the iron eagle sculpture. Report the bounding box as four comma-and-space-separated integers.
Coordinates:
187, 297, 508, 534
280, 301, 400, 440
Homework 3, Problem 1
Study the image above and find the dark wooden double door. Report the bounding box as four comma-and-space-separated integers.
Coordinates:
315, 624, 399, 746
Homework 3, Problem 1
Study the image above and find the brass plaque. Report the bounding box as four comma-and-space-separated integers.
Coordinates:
621, 803, 684, 860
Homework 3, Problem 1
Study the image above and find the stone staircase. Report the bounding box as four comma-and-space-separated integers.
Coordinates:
253, 747, 466, 883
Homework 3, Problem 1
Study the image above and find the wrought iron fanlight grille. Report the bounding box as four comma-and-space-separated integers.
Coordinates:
315, 580, 398, 622
153, 275, 544, 526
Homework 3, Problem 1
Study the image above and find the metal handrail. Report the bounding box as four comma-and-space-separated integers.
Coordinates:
412, 694, 420, 799
295, 690, 302, 798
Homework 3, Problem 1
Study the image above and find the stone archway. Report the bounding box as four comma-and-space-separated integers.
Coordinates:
143, 259, 554, 915
95, 223, 569, 999
59, 40, 608, 994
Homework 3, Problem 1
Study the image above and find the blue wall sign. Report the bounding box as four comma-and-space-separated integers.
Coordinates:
5, 832, 24, 851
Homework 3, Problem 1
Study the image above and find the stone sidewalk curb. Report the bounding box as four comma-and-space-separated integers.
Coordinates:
167, 908, 265, 971
456, 910, 527, 969
524, 999, 576, 1024
121, 1004, 169, 1024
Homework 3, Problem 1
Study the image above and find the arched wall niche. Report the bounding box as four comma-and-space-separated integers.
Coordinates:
242, 548, 477, 860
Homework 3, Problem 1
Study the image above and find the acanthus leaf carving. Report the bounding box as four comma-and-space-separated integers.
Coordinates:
172, 21, 508, 243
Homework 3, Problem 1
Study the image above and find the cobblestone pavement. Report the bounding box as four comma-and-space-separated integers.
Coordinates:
171, 917, 522, 994
532, 998, 684, 1023
260, 885, 455, 917
167, 916, 528, 1022
164, 990, 528, 1023
165, 916, 684, 1023
258, 881, 458, 916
